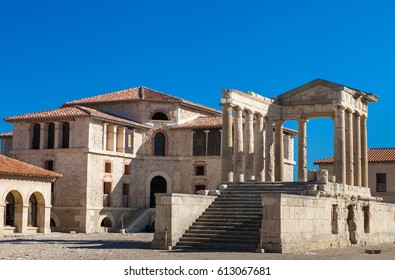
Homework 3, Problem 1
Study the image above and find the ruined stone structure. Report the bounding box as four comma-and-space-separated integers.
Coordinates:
0, 86, 296, 233
0, 154, 61, 234
153, 79, 395, 253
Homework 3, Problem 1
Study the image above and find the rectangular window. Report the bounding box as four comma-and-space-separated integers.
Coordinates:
48, 123, 55, 149
103, 182, 111, 207
195, 165, 205, 176
124, 164, 131, 175
44, 160, 54, 171
193, 130, 206, 156
103, 182, 111, 194
32, 124, 41, 149
62, 122, 70, 148
207, 129, 221, 156
105, 162, 112, 173
122, 183, 130, 207
376, 173, 386, 192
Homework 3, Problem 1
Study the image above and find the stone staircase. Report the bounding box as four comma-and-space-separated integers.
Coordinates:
173, 182, 316, 252
118, 208, 148, 232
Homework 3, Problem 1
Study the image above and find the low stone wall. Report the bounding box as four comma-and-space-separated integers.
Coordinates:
151, 193, 216, 249
261, 193, 395, 253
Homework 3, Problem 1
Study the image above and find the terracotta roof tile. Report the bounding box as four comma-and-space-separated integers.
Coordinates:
314, 148, 395, 164
0, 155, 62, 179
63, 86, 221, 115
173, 116, 223, 130
4, 106, 150, 129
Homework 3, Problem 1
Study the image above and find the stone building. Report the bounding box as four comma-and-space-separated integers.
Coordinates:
0, 154, 61, 234
0, 86, 296, 233
314, 148, 395, 203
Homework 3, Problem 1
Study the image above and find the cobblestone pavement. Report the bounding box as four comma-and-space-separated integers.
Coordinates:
0, 232, 395, 260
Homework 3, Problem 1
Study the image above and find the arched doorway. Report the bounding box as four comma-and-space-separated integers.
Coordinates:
150, 176, 167, 208
101, 217, 112, 227
5, 193, 15, 226
28, 194, 38, 227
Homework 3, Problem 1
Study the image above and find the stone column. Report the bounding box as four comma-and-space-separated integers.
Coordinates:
334, 105, 346, 184
0, 205, 4, 232
107, 125, 117, 152
116, 127, 126, 153
297, 118, 308, 181
68, 121, 74, 148
103, 123, 108, 151
254, 114, 265, 181
265, 118, 275, 182
204, 130, 210, 156
54, 122, 63, 149
274, 120, 285, 181
39, 123, 49, 149
245, 110, 255, 181
361, 115, 368, 187
234, 107, 244, 182
346, 110, 354, 186
353, 113, 361, 186
220, 104, 233, 182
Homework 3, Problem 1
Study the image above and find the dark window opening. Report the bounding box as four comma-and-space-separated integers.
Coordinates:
105, 162, 112, 173
48, 123, 55, 149
376, 173, 386, 192
152, 112, 169, 120
207, 129, 221, 155
123, 184, 130, 195
32, 124, 40, 149
103, 182, 111, 207
44, 160, 54, 171
195, 165, 205, 176
193, 130, 206, 156
122, 183, 130, 207
62, 122, 70, 148
103, 182, 111, 194
124, 164, 131, 175
154, 132, 166, 156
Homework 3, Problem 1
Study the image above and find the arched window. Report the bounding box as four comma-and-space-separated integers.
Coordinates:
28, 194, 38, 227
151, 112, 169, 121
5, 193, 15, 226
154, 132, 166, 156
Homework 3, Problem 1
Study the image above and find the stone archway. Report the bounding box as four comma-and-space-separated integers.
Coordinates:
26, 191, 47, 233
3, 190, 23, 232
150, 176, 167, 208
145, 171, 172, 208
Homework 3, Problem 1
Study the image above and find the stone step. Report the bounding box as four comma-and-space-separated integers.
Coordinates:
185, 228, 260, 235
178, 237, 260, 244
183, 232, 260, 239
188, 225, 261, 231
203, 209, 262, 214
174, 241, 259, 251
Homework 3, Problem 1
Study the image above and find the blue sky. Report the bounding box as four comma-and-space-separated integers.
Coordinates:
1, 0, 394, 171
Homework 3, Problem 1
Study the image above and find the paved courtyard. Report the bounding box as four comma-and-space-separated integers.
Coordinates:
0, 232, 395, 260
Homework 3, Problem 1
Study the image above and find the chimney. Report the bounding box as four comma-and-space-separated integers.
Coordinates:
138, 87, 144, 99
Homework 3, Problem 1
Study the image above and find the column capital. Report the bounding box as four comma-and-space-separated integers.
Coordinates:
346, 109, 354, 115
274, 119, 285, 126
234, 106, 243, 112
220, 103, 233, 109
334, 104, 347, 111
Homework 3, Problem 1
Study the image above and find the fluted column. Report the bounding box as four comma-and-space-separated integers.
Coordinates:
265, 118, 275, 182
234, 107, 244, 182
245, 110, 255, 181
254, 114, 265, 181
361, 115, 368, 187
220, 104, 233, 182
297, 118, 308, 181
274, 120, 285, 181
334, 105, 346, 184
353, 113, 361, 186
346, 110, 354, 186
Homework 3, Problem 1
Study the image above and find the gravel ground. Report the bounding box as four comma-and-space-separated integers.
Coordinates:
0, 232, 395, 260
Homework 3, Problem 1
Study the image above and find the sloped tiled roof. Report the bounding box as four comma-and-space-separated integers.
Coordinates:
0, 132, 13, 137
314, 148, 395, 164
0, 155, 62, 179
173, 116, 223, 130
63, 86, 221, 115
4, 106, 150, 129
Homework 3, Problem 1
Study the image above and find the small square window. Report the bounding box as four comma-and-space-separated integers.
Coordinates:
44, 160, 54, 171
105, 162, 112, 173
195, 165, 205, 176
124, 164, 131, 175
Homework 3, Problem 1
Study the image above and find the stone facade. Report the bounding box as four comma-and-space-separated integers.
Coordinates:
1, 86, 297, 233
